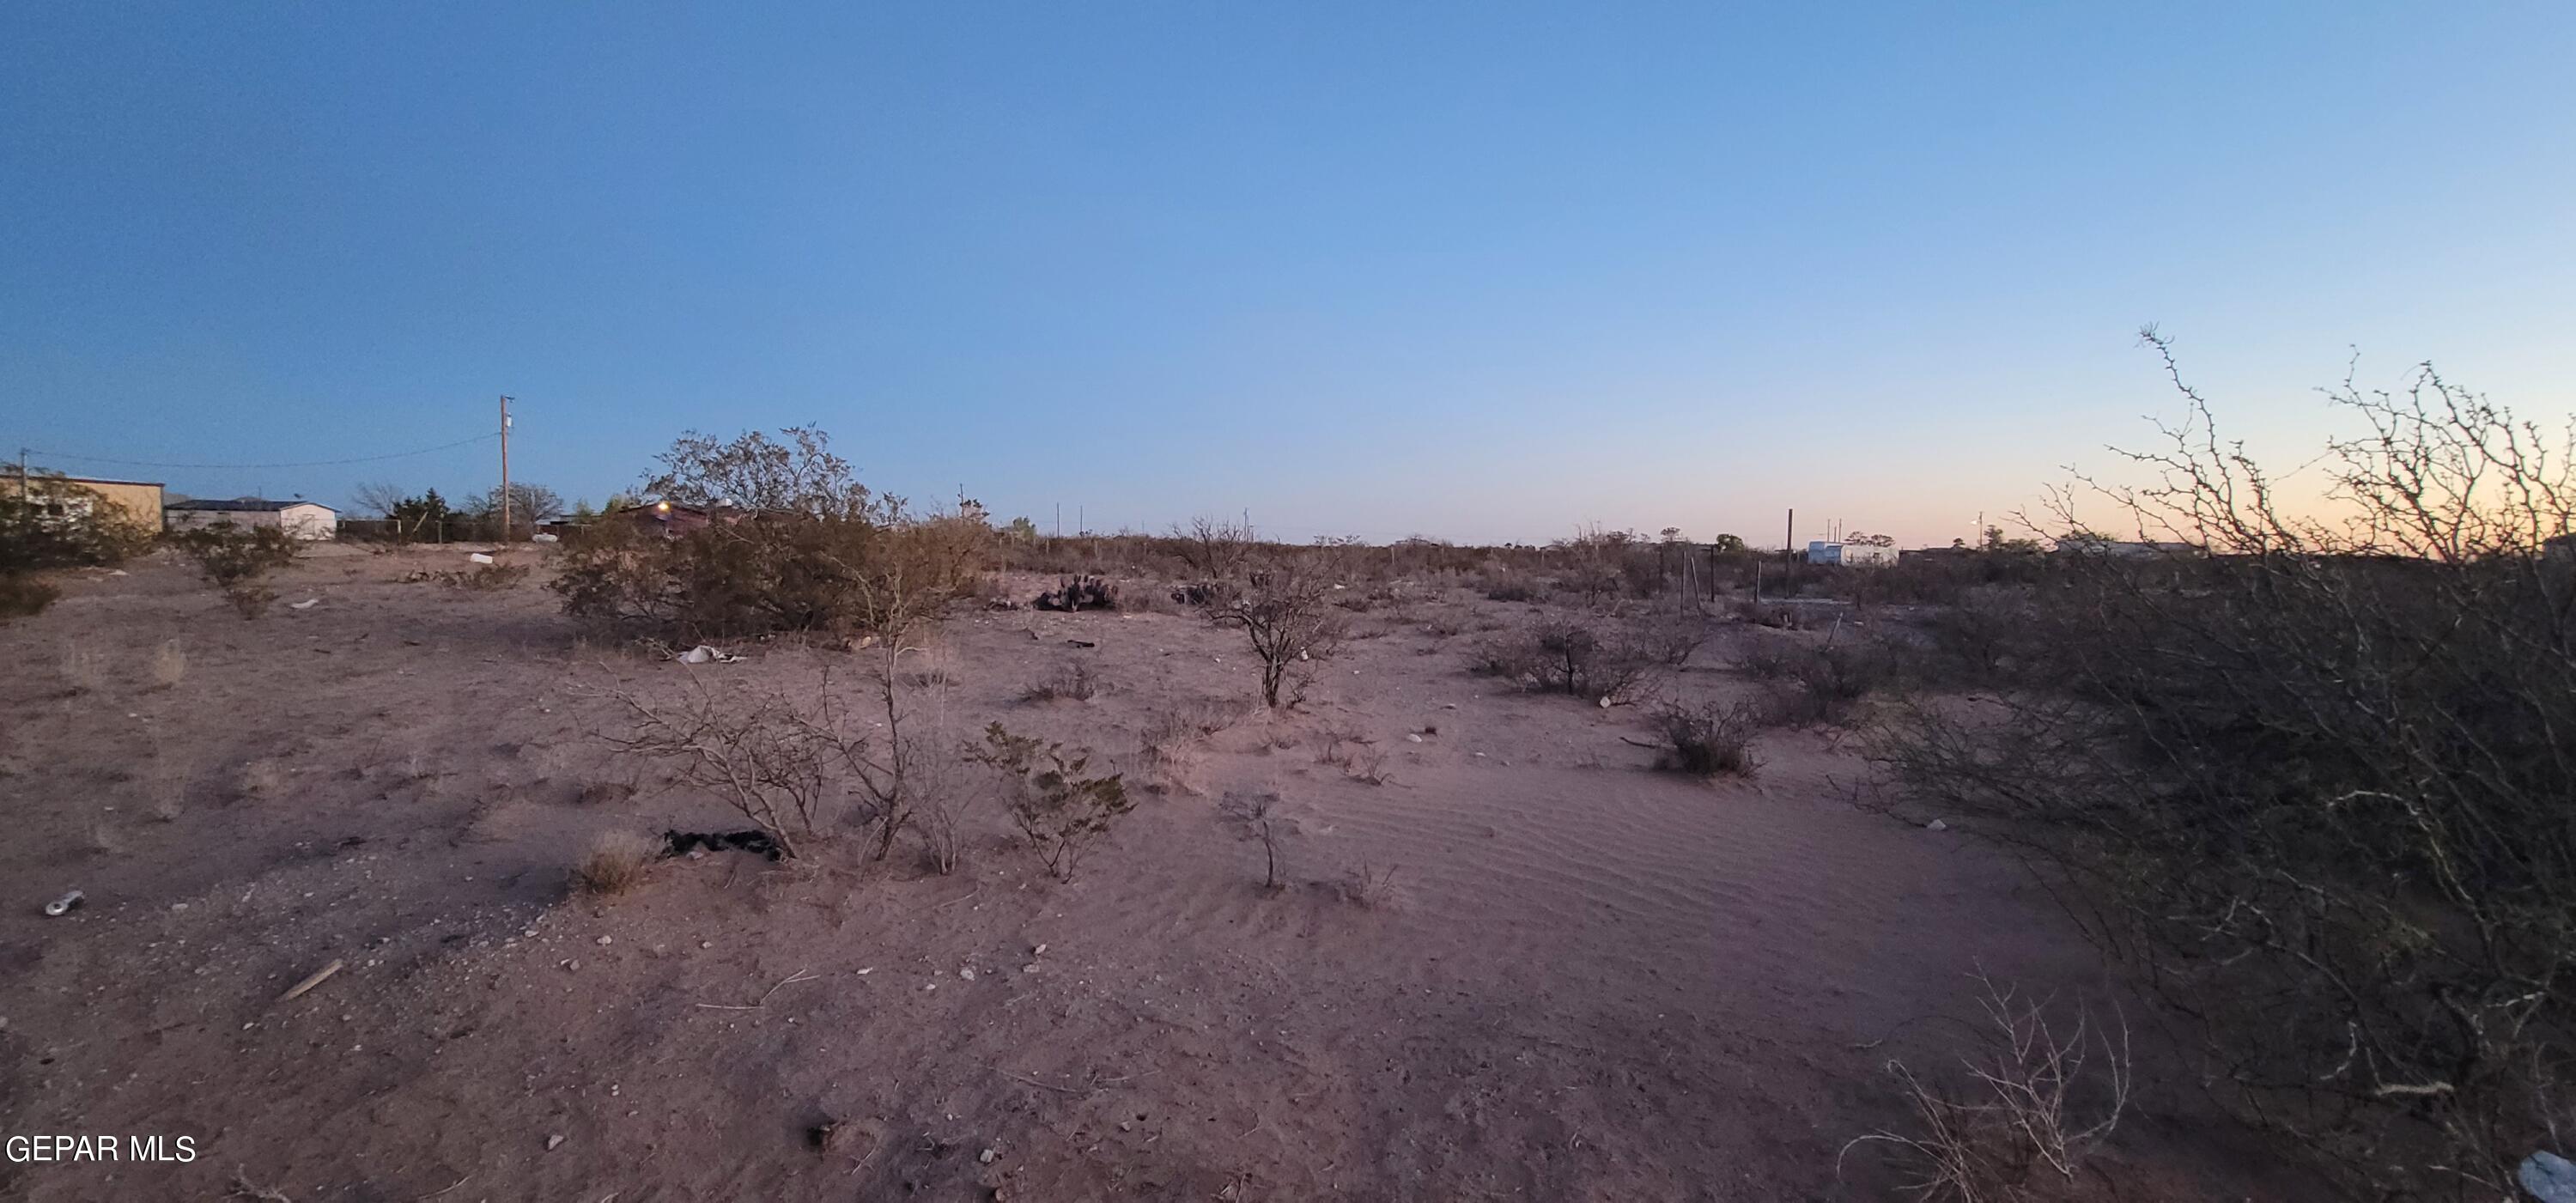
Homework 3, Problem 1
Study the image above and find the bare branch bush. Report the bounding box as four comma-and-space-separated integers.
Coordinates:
1473, 616, 1661, 703
601, 680, 846, 860
1210, 555, 1346, 708
1842, 975, 2131, 1202
1871, 332, 2576, 1197
1218, 789, 1285, 890
1643, 699, 1761, 778
1172, 515, 1254, 580
969, 723, 1132, 882
1021, 662, 1101, 703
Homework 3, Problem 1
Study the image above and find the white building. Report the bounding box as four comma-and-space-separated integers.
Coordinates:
1805, 539, 1898, 567
164, 498, 338, 540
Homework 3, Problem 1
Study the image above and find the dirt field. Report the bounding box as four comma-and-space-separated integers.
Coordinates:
0, 545, 2291, 1200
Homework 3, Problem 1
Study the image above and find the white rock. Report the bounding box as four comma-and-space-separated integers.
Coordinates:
596, 935, 613, 945
979, 1147, 999, 1164
1925, 818, 1949, 832
1405, 734, 1423, 744
545, 1133, 564, 1151
958, 967, 975, 981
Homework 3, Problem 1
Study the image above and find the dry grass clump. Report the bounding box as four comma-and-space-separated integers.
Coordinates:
1841, 976, 2129, 1202
1339, 862, 1400, 909
1315, 726, 1394, 785
1021, 661, 1101, 703
1137, 698, 1249, 793
1643, 700, 1760, 778
234, 757, 286, 802
574, 829, 661, 896
453, 562, 531, 591
148, 639, 188, 690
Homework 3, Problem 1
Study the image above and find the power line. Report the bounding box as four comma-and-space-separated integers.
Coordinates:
16, 432, 501, 471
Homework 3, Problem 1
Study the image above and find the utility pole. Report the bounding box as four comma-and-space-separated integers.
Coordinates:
498, 395, 513, 543
1054, 502, 1060, 537
1785, 507, 1795, 556
15, 447, 27, 498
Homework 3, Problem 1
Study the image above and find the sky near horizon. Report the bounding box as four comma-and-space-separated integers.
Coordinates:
5, 3, 2573, 548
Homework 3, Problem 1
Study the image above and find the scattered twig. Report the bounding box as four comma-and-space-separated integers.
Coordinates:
696, 967, 820, 1011
411, 1175, 472, 1200
274, 959, 344, 1004
229, 1168, 294, 1201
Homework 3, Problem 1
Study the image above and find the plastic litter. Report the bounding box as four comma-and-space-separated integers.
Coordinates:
469, 552, 495, 565
2524, 1151, 2576, 1203
530, 532, 559, 544
289, 598, 319, 610
43, 890, 84, 917
677, 645, 742, 665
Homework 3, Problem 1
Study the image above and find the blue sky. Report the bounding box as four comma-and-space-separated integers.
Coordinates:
5, 3, 2571, 546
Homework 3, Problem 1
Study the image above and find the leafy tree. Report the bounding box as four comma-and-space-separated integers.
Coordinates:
643, 425, 874, 517
1710, 533, 1747, 554
1002, 515, 1040, 542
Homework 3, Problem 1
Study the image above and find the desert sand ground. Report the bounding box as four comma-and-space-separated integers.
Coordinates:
0, 544, 2294, 1200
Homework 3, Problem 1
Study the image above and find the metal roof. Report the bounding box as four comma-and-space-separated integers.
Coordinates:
165, 498, 337, 513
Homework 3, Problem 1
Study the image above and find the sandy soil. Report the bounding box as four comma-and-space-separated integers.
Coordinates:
0, 546, 2294, 1200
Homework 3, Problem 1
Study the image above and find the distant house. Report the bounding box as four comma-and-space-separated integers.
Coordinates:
2, 474, 165, 532
164, 498, 338, 540
1805, 539, 1899, 567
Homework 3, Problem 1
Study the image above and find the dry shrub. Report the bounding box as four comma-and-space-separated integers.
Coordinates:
1735, 642, 1795, 680
1774, 641, 1893, 726
1842, 976, 2130, 1202
2, 472, 155, 576
1874, 337, 2576, 1196
1211, 556, 1346, 708
1139, 702, 1236, 794
1644, 700, 1760, 778
550, 427, 990, 641
0, 574, 57, 623
148, 639, 187, 690
451, 562, 531, 591
602, 682, 844, 859
574, 829, 659, 896
1339, 863, 1400, 909
1735, 598, 1813, 629
1315, 726, 1394, 785
1218, 789, 1285, 890
970, 723, 1131, 881
1473, 617, 1660, 703
1021, 662, 1101, 703
173, 526, 302, 618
